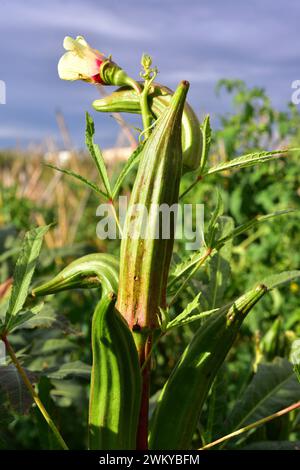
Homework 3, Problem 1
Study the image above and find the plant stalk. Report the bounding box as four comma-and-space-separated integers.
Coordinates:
108, 199, 123, 238
199, 400, 300, 450
134, 332, 152, 450
180, 175, 203, 200
140, 88, 152, 138
1, 335, 69, 450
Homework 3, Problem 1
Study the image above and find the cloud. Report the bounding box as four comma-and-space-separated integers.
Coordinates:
160, 70, 221, 84
1, 0, 150, 40
0, 0, 299, 148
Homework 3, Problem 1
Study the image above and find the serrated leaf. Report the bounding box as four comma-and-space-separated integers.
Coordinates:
215, 210, 295, 249
166, 293, 201, 330
204, 148, 300, 176
45, 163, 108, 199
166, 305, 218, 330
86, 112, 111, 197
259, 270, 300, 290
224, 358, 300, 436
170, 247, 208, 280
5, 226, 50, 326
6, 303, 44, 333
206, 191, 224, 247
46, 361, 91, 380
17, 305, 62, 330
112, 142, 144, 199
168, 210, 294, 303
32, 338, 76, 356
50, 380, 84, 407
205, 216, 234, 309
168, 247, 214, 291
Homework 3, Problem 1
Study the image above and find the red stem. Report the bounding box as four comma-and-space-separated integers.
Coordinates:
136, 335, 152, 450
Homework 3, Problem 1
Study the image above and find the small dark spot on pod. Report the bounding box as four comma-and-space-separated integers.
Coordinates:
132, 324, 141, 332
257, 283, 268, 292
134, 275, 139, 281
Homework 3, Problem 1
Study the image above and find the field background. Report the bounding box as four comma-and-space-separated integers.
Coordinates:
1, 0, 300, 450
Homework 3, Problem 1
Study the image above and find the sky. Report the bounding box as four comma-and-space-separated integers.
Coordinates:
0, 0, 299, 149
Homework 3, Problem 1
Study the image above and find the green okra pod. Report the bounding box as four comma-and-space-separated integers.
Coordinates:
31, 253, 119, 297
117, 81, 189, 331
93, 82, 202, 174
149, 284, 268, 449
89, 292, 142, 449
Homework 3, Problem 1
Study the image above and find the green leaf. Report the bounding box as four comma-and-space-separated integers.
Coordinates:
45, 164, 108, 199
5, 226, 50, 326
206, 191, 224, 247
32, 338, 76, 356
169, 210, 294, 299
199, 114, 211, 174
112, 142, 144, 199
205, 216, 234, 308
166, 293, 201, 330
50, 380, 84, 408
169, 248, 208, 282
15, 305, 61, 330
46, 361, 91, 380
215, 210, 295, 249
168, 208, 230, 300
0, 247, 20, 263
158, 307, 170, 331
224, 358, 300, 436
259, 270, 300, 290
168, 247, 214, 291
204, 148, 300, 177
6, 303, 44, 333
166, 305, 218, 330
86, 112, 112, 197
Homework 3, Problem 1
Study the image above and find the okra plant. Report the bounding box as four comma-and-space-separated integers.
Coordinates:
1, 36, 300, 450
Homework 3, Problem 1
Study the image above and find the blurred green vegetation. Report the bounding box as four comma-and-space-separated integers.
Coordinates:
0, 80, 300, 449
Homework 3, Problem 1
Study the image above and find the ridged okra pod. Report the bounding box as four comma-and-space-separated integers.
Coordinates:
149, 284, 268, 449
93, 82, 201, 174
31, 253, 119, 296
89, 293, 142, 449
117, 81, 189, 331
